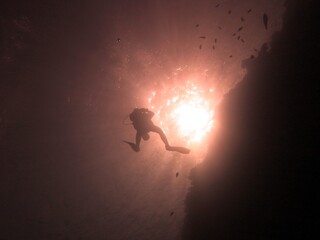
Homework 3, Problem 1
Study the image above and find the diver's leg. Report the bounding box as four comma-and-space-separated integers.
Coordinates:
135, 132, 142, 151
149, 125, 170, 147
147, 125, 190, 154
122, 131, 141, 152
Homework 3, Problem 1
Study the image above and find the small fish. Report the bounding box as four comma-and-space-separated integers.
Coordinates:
170, 211, 174, 216
237, 36, 240, 40
212, 45, 215, 50
238, 26, 243, 32
199, 36, 206, 39
263, 13, 268, 30
176, 172, 179, 177
229, 55, 233, 58
241, 17, 245, 22
215, 4, 220, 7
254, 48, 258, 52
199, 44, 202, 49
228, 10, 231, 14
250, 55, 255, 59
116, 38, 121, 42
232, 33, 236, 36
214, 38, 217, 43
195, 24, 199, 27
218, 26, 222, 30
247, 9, 252, 13
241, 39, 245, 43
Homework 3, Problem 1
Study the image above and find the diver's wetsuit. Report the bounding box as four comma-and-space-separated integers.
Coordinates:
129, 108, 170, 151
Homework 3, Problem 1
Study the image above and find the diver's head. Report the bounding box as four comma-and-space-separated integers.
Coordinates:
142, 133, 150, 141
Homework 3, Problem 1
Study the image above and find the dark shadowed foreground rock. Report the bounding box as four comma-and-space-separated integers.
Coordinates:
183, 0, 319, 239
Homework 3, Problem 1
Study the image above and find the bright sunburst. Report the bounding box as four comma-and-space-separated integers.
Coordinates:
172, 101, 213, 142
148, 81, 214, 144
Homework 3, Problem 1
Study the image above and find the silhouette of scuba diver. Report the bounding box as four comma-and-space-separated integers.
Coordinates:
123, 108, 190, 154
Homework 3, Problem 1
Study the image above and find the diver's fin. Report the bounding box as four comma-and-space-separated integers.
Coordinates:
166, 146, 191, 154
123, 140, 140, 152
